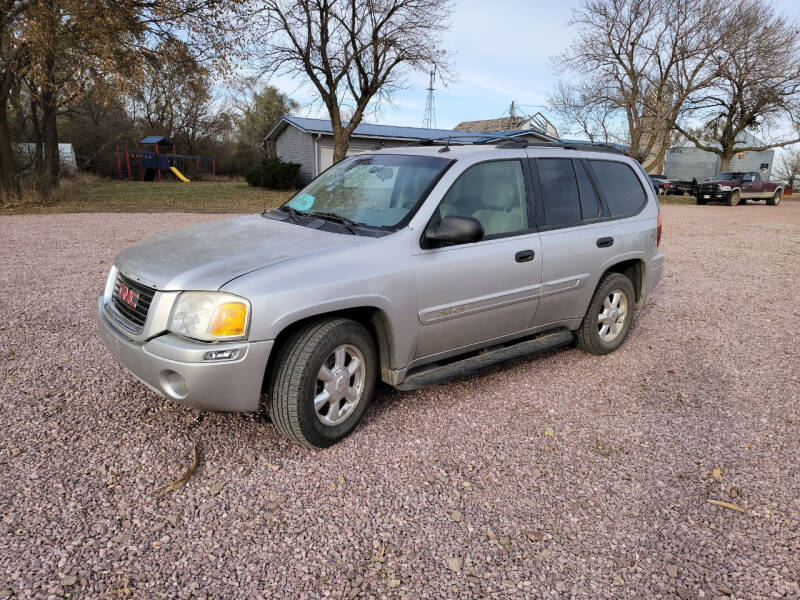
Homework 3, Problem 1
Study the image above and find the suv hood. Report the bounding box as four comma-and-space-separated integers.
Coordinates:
114, 214, 364, 291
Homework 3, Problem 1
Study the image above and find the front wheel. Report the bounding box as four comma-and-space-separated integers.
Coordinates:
767, 189, 782, 206
696, 197, 707, 205
576, 273, 635, 355
266, 318, 377, 448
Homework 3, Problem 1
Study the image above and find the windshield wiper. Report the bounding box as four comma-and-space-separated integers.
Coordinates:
309, 211, 362, 235
279, 205, 300, 223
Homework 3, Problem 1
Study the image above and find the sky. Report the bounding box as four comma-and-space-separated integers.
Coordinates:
266, 0, 800, 132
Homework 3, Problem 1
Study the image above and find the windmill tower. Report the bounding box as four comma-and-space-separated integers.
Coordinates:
422, 69, 436, 129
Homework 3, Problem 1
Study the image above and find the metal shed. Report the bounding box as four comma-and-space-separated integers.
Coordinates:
664, 132, 775, 181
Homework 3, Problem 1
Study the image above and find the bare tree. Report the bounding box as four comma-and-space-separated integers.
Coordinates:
553, 0, 722, 171
546, 81, 618, 143
675, 0, 800, 172
773, 146, 800, 188
247, 0, 453, 161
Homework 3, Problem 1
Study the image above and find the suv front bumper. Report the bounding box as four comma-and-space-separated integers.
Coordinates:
97, 297, 273, 412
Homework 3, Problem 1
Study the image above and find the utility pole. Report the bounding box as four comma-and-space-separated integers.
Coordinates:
423, 69, 436, 129
509, 100, 516, 130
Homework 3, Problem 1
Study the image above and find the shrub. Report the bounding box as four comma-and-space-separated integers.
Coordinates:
245, 158, 302, 190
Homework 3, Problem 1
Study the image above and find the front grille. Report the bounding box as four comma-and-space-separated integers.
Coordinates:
698, 183, 719, 193
111, 272, 155, 330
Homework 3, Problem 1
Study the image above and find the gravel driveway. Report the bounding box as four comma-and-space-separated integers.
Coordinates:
1, 204, 798, 600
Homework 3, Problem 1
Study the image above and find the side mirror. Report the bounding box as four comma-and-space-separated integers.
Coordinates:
422, 215, 483, 248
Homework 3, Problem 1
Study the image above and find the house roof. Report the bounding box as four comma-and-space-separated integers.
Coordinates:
139, 135, 173, 145
454, 117, 533, 133
265, 115, 557, 143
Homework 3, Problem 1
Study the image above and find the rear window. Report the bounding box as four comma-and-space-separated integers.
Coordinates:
537, 158, 581, 228
588, 160, 647, 219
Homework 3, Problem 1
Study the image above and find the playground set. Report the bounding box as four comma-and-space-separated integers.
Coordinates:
116, 136, 215, 182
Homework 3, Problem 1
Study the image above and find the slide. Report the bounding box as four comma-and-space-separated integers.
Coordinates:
169, 166, 191, 182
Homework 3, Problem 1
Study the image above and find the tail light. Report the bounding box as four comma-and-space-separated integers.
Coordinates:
656, 211, 663, 247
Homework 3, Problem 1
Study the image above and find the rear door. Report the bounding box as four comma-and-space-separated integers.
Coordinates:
529, 156, 621, 328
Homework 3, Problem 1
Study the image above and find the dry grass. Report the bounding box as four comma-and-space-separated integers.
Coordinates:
0, 173, 293, 215
658, 194, 698, 205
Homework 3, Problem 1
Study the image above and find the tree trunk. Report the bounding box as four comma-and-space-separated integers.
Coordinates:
331, 129, 350, 163
0, 94, 17, 198
719, 152, 733, 173
40, 87, 60, 190
30, 95, 43, 174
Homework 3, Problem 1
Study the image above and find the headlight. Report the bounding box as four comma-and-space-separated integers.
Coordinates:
719, 185, 732, 191
169, 292, 251, 341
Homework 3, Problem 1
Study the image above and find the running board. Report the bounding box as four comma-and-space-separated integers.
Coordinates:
396, 330, 574, 391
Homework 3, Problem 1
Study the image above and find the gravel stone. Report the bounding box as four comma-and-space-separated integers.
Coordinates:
666, 564, 679, 578
446, 557, 462, 572
1, 206, 799, 599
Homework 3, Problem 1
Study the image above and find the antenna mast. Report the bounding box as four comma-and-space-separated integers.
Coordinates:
423, 69, 436, 129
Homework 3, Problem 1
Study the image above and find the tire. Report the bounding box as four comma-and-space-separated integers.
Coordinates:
767, 189, 782, 206
266, 318, 377, 448
727, 190, 740, 206
696, 197, 707, 205
576, 273, 635, 356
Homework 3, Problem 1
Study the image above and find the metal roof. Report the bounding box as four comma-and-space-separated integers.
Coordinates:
139, 135, 173, 145
265, 116, 557, 143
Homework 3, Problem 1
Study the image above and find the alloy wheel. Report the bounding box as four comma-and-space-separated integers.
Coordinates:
597, 290, 629, 343
314, 344, 366, 426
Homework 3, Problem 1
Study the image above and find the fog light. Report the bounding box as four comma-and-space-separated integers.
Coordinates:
203, 349, 240, 361
160, 370, 189, 400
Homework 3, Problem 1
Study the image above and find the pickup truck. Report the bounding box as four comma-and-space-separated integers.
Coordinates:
696, 171, 783, 206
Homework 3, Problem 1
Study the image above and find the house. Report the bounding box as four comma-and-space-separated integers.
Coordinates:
664, 132, 775, 181
265, 115, 557, 182
455, 114, 559, 139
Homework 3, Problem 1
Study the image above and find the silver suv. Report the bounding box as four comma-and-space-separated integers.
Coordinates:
98, 141, 664, 447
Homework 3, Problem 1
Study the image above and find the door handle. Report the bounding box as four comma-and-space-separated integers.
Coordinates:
515, 250, 535, 263
596, 237, 614, 248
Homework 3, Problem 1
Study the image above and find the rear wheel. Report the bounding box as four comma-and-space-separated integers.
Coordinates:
576, 273, 635, 355
266, 318, 376, 448
767, 189, 782, 206
727, 190, 741, 206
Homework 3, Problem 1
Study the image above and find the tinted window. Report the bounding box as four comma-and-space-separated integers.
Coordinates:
576, 161, 601, 220
588, 160, 647, 218
437, 160, 528, 236
537, 158, 581, 228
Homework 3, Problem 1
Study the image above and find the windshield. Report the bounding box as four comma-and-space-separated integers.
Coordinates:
716, 172, 744, 180
283, 154, 452, 228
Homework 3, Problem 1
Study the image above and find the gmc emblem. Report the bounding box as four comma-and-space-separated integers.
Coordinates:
117, 284, 139, 309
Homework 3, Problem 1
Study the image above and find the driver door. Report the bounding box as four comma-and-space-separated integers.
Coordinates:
412, 159, 542, 360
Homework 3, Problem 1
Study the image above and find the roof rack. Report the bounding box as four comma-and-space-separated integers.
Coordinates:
495, 140, 627, 154
405, 135, 496, 147
401, 137, 626, 155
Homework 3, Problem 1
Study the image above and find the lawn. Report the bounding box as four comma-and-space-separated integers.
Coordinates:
0, 175, 294, 215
